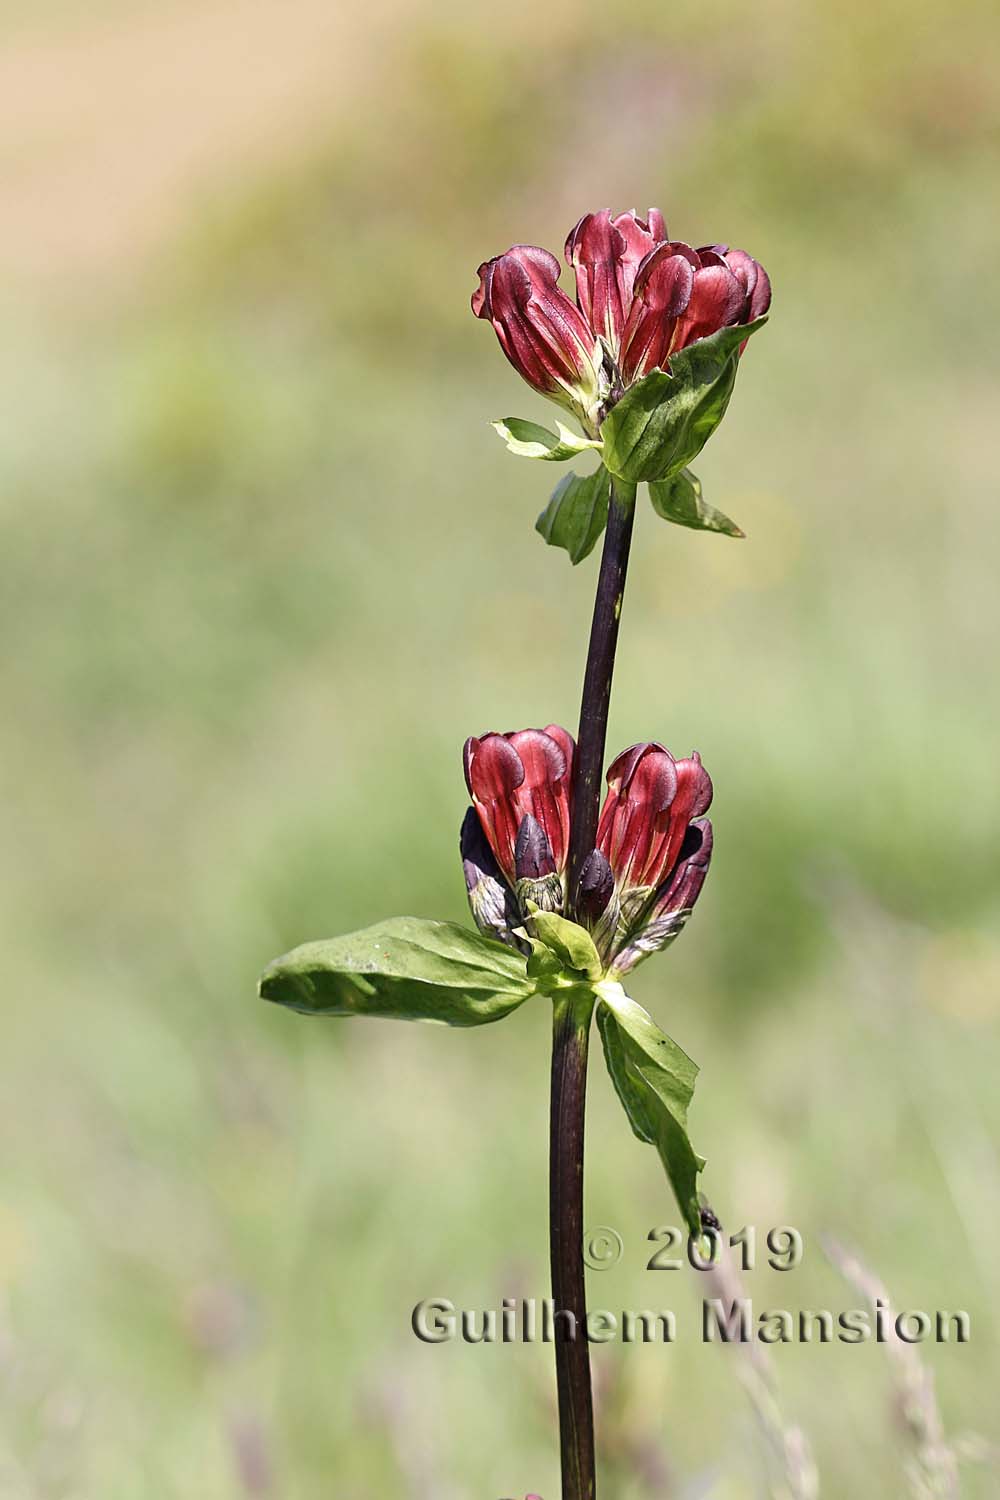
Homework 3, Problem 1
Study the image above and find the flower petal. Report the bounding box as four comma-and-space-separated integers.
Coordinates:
618, 246, 696, 383
598, 743, 679, 887
652, 818, 713, 917
671, 262, 746, 352
565, 209, 669, 353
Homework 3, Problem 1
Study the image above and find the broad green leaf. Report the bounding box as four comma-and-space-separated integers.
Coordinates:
260, 917, 534, 1026
596, 980, 704, 1237
492, 416, 603, 462
535, 465, 611, 564
600, 318, 768, 484
528, 910, 603, 981
648, 468, 744, 538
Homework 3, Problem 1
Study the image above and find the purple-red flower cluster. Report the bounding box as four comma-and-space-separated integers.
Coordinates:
461, 727, 713, 971
473, 209, 770, 429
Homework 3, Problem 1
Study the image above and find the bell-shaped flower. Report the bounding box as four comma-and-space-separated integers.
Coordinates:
596, 742, 713, 895
463, 726, 575, 887
472, 248, 607, 429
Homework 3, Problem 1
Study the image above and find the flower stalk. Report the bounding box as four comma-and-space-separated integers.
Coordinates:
550, 475, 638, 1499
566, 478, 638, 913
548, 986, 597, 1500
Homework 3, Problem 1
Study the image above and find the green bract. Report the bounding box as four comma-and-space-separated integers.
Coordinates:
492, 417, 603, 462
261, 914, 704, 1232
600, 318, 768, 484
535, 465, 611, 564
528, 909, 603, 981
648, 467, 744, 538
595, 980, 704, 1238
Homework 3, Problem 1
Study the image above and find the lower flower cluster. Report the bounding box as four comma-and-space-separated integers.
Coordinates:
461, 726, 712, 976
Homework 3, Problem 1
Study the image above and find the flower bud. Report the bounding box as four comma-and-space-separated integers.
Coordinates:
472, 246, 607, 428
576, 847, 621, 957
514, 813, 557, 879
576, 848, 615, 922
513, 812, 563, 917
460, 806, 518, 944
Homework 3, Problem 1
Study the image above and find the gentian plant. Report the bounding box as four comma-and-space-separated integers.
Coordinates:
260, 206, 771, 1500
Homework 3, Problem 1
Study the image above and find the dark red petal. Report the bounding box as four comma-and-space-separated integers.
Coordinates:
514, 243, 565, 290
542, 724, 576, 780
505, 727, 574, 872
467, 733, 525, 800
634, 242, 700, 286
636, 753, 711, 889
611, 210, 668, 306
671, 263, 745, 352
471, 260, 494, 319
619, 748, 681, 884
463, 735, 479, 794
722, 249, 771, 319
621, 745, 678, 809
619, 250, 695, 383
673, 752, 714, 818
722, 248, 757, 299
748, 260, 772, 320
507, 728, 568, 787
604, 740, 669, 796
564, 209, 627, 345
643, 208, 668, 241
654, 817, 713, 915
564, 214, 589, 264
695, 247, 729, 270
598, 744, 679, 886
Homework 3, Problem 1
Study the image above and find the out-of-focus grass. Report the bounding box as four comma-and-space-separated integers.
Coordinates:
1, 0, 998, 1495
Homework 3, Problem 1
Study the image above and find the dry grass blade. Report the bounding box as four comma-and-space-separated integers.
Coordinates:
701, 1243, 819, 1500
823, 1238, 959, 1500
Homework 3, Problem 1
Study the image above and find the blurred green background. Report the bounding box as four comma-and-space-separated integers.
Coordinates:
2, 0, 998, 1495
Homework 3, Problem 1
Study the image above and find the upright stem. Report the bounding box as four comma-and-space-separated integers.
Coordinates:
549, 476, 637, 1500
549, 988, 596, 1500
566, 479, 638, 912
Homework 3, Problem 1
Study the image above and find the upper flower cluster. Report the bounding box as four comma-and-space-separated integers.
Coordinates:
473, 209, 770, 432
461, 726, 713, 975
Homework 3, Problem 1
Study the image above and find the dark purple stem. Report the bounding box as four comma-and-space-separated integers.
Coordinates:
567, 478, 638, 912
550, 475, 637, 1500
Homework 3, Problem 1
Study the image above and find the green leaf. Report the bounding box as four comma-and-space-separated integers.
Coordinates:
528, 910, 603, 981
535, 465, 611, 564
600, 318, 768, 484
596, 980, 704, 1237
492, 417, 603, 462
648, 468, 744, 538
259, 917, 534, 1026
